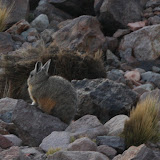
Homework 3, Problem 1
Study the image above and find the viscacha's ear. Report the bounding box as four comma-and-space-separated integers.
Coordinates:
42, 59, 51, 73
34, 61, 42, 73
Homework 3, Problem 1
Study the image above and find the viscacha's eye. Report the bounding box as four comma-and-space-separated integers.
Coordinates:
30, 73, 33, 78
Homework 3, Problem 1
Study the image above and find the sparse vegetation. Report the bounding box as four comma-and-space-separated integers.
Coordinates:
0, 45, 106, 100
122, 97, 160, 148
0, 1, 13, 31
46, 147, 61, 156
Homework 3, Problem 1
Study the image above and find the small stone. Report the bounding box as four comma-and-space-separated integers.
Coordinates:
127, 21, 147, 31
124, 70, 141, 82
0, 134, 13, 149
3, 134, 22, 146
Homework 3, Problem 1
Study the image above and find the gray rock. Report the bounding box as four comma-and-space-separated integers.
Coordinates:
0, 32, 15, 54
96, 136, 125, 153
134, 83, 154, 92
46, 151, 109, 160
152, 66, 160, 73
72, 79, 138, 123
119, 24, 160, 61
95, 0, 142, 34
0, 97, 18, 123
40, 131, 71, 152
67, 137, 97, 151
20, 146, 45, 160
31, 14, 49, 32
12, 100, 67, 147
0, 134, 13, 149
21, 28, 39, 40
148, 16, 160, 25
65, 115, 108, 139
4, 134, 22, 146
97, 145, 117, 159
141, 71, 160, 88
104, 115, 129, 136
34, 0, 72, 24
107, 69, 125, 84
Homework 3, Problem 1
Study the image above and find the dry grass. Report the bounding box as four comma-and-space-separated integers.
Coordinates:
46, 147, 61, 156
0, 1, 13, 31
0, 45, 106, 100
122, 97, 160, 148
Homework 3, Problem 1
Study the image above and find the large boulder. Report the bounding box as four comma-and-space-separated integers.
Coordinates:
95, 0, 142, 35
65, 115, 108, 139
72, 79, 138, 123
12, 100, 67, 146
119, 24, 160, 61
51, 15, 105, 54
2, 0, 29, 25
46, 151, 109, 160
0, 32, 15, 54
49, 0, 95, 16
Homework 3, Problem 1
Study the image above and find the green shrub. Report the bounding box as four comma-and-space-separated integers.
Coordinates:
46, 147, 61, 156
0, 1, 13, 31
122, 97, 160, 148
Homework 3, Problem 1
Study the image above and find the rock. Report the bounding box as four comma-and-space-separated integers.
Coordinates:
148, 15, 160, 25
96, 136, 125, 153
21, 28, 39, 40
0, 146, 20, 159
20, 146, 45, 160
0, 98, 18, 123
95, 0, 142, 35
49, 0, 95, 16
140, 89, 160, 102
113, 29, 131, 38
6, 19, 30, 35
107, 69, 126, 84
34, 0, 72, 25
119, 48, 137, 63
3, 134, 22, 146
105, 50, 121, 67
124, 70, 141, 82
152, 66, 160, 73
0, 134, 13, 149
103, 37, 119, 53
12, 99, 67, 147
40, 29, 55, 44
65, 115, 108, 139
46, 151, 109, 160
113, 144, 160, 160
134, 83, 154, 92
127, 21, 147, 31
97, 145, 117, 159
31, 14, 49, 32
104, 115, 129, 136
72, 79, 138, 123
0, 32, 15, 54
141, 71, 160, 88
146, 0, 160, 8
67, 137, 97, 151
40, 131, 71, 152
119, 24, 160, 61
51, 15, 105, 54
2, 0, 29, 25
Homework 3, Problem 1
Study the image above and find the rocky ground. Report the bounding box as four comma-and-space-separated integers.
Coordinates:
0, 0, 160, 159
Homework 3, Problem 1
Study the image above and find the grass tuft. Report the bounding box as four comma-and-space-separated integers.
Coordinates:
46, 147, 61, 156
122, 97, 160, 148
0, 1, 13, 32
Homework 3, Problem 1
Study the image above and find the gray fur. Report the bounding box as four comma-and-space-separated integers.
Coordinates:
27, 59, 78, 124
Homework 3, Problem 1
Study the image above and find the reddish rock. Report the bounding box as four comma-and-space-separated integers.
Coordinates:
124, 70, 141, 82
6, 19, 30, 35
51, 15, 105, 54
127, 21, 147, 31
0, 134, 13, 149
